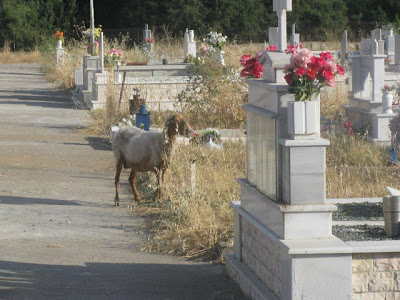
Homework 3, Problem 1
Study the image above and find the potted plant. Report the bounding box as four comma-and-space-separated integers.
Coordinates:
54, 31, 64, 49
283, 45, 344, 138
104, 48, 124, 82
382, 84, 396, 114
204, 32, 227, 65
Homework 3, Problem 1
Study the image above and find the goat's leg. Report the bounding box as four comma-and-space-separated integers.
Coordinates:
129, 169, 141, 203
155, 169, 165, 201
114, 160, 123, 207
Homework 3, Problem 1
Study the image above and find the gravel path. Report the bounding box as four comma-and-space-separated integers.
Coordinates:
0, 64, 243, 299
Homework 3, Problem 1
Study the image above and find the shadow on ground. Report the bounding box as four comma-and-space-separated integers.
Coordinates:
0, 196, 81, 206
0, 260, 243, 299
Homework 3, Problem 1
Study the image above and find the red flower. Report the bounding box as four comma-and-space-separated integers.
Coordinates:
267, 45, 277, 51
251, 63, 263, 78
284, 73, 293, 85
240, 56, 263, 78
311, 57, 327, 71
306, 68, 316, 80
322, 69, 334, 81
240, 55, 251, 66
285, 45, 298, 54
320, 52, 334, 61
336, 65, 345, 76
295, 67, 306, 77
299, 43, 304, 49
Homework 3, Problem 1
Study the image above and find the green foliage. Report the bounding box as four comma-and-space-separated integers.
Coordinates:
0, 0, 78, 50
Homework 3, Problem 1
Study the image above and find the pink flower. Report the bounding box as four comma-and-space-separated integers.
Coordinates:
267, 45, 277, 51
284, 73, 293, 85
240, 55, 251, 66
299, 43, 304, 49
336, 65, 345, 76
320, 52, 334, 61
295, 67, 306, 77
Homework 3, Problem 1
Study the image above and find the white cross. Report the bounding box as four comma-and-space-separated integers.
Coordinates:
273, 0, 292, 51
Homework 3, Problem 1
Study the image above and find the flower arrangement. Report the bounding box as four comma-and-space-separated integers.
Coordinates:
145, 37, 155, 44
105, 48, 123, 67
240, 55, 263, 78
85, 27, 102, 40
54, 31, 64, 41
190, 128, 222, 146
343, 120, 354, 136
382, 84, 396, 92
204, 32, 227, 50
283, 45, 345, 101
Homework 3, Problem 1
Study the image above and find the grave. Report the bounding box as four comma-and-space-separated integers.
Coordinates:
385, 28, 395, 62
56, 42, 65, 67
184, 29, 196, 58
343, 38, 396, 145
226, 48, 353, 300
226, 1, 353, 298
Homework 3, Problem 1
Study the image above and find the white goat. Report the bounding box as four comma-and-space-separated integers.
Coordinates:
111, 113, 192, 206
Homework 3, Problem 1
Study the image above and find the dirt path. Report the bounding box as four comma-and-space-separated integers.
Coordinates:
0, 64, 242, 299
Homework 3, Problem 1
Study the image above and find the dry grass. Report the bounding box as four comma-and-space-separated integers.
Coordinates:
325, 131, 398, 198
0, 50, 41, 64
320, 83, 350, 122
135, 141, 246, 261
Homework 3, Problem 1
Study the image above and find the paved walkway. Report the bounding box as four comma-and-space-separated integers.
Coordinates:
0, 64, 242, 299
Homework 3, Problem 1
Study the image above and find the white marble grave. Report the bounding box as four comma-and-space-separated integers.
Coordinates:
226, 50, 353, 299
385, 28, 395, 61
184, 29, 196, 58
344, 39, 395, 145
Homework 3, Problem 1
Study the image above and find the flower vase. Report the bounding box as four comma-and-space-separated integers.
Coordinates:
57, 39, 63, 49
287, 95, 321, 139
217, 50, 225, 65
383, 91, 394, 114
115, 72, 123, 84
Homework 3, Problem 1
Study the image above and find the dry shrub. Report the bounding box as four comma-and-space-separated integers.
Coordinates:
40, 40, 85, 90
171, 57, 247, 129
138, 141, 246, 261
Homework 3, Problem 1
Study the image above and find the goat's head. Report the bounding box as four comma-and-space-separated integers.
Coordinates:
164, 113, 193, 139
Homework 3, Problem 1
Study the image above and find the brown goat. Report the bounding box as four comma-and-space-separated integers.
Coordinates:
111, 113, 193, 206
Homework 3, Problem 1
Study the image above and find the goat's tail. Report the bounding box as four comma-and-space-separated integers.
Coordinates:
109, 126, 120, 144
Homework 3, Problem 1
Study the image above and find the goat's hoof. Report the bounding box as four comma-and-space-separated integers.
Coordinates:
135, 198, 142, 204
